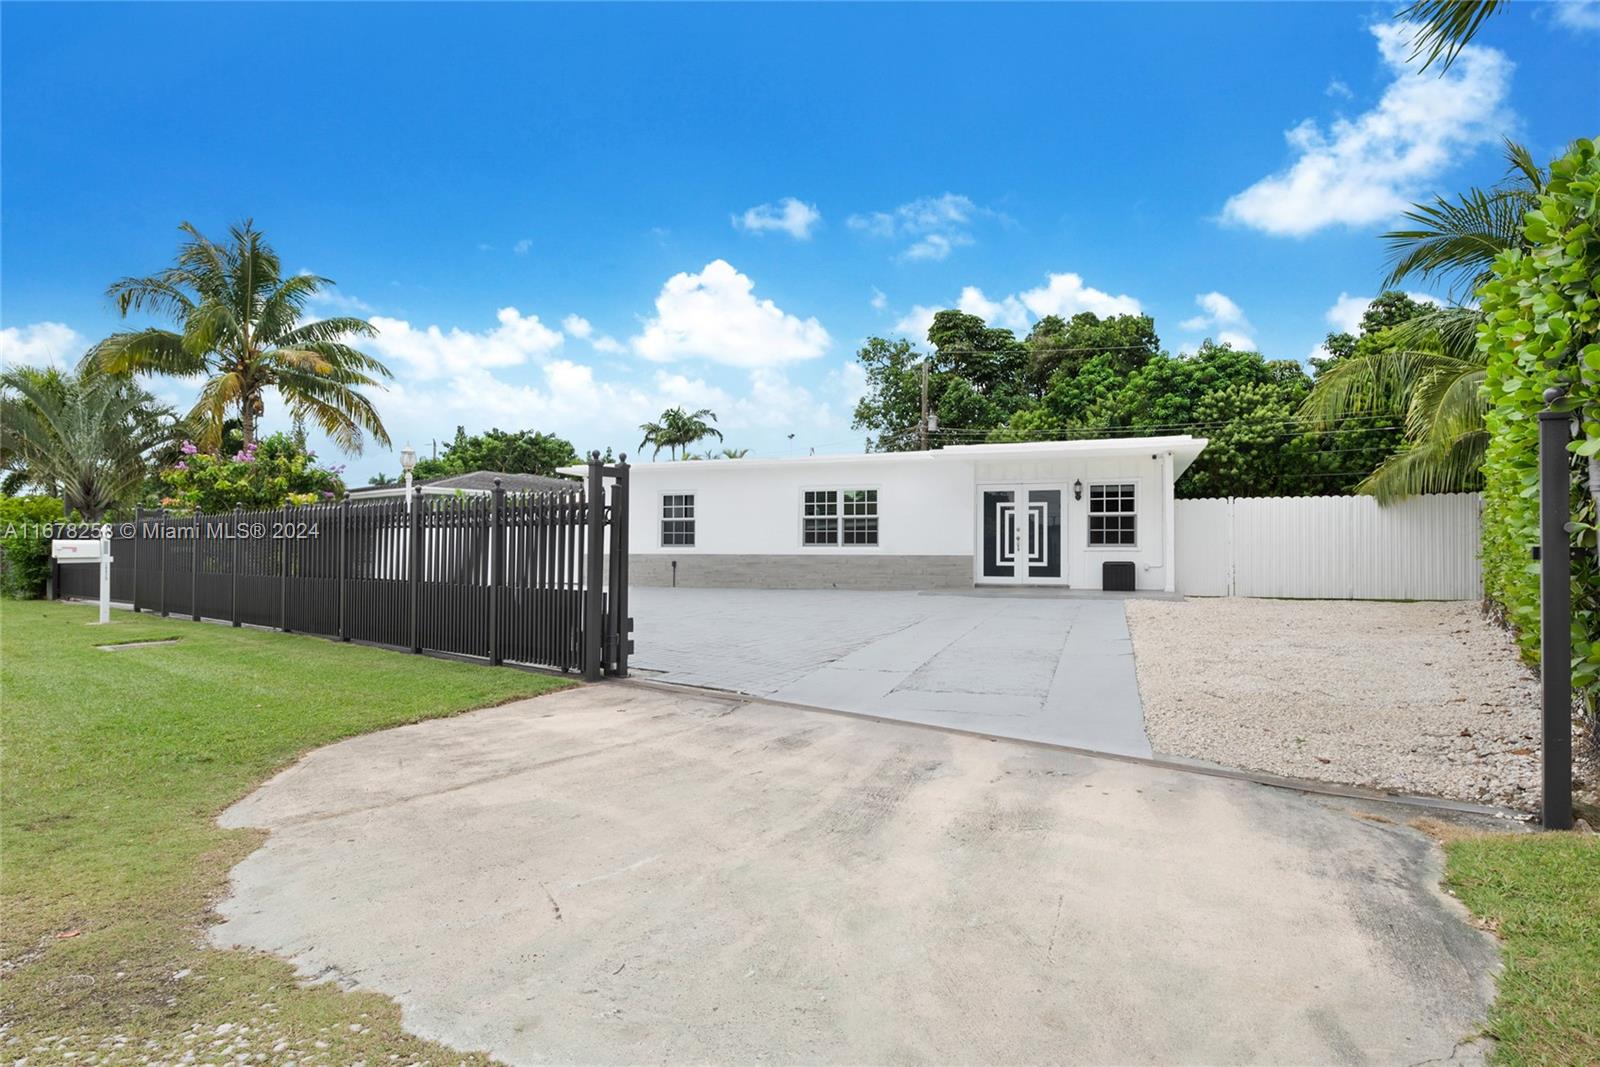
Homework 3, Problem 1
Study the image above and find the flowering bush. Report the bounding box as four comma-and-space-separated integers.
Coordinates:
157, 432, 345, 513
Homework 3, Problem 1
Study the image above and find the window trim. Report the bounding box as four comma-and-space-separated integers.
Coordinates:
659, 491, 697, 549
1085, 479, 1139, 550
798, 485, 881, 549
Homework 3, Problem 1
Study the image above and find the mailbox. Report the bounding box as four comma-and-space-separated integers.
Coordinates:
52, 539, 105, 561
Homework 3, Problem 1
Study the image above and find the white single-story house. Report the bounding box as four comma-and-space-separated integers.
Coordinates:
568, 436, 1207, 592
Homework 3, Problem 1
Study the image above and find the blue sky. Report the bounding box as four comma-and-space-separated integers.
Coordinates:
3, 1, 1597, 481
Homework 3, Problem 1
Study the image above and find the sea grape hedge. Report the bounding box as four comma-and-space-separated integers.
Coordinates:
1480, 138, 1600, 728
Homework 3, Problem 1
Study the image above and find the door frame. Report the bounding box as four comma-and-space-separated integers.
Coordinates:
973, 482, 1071, 586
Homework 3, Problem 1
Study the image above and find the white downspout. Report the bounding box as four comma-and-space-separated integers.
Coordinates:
1162, 451, 1176, 593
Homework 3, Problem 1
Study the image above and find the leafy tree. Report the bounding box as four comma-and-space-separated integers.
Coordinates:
1027, 312, 1161, 392
851, 337, 928, 451
83, 220, 392, 453
409, 426, 580, 480
638, 407, 721, 460
0, 367, 180, 520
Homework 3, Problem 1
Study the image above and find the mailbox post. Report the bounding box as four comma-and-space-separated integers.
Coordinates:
52, 525, 114, 624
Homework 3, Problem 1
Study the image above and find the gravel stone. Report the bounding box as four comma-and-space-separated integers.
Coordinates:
1125, 598, 1541, 809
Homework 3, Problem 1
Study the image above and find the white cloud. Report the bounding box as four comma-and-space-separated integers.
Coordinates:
514, 238, 533, 255
562, 314, 626, 355
848, 193, 990, 261
870, 287, 888, 311
1178, 291, 1255, 350
1323, 290, 1445, 335
1222, 24, 1513, 236
630, 259, 830, 367
367, 307, 564, 380
889, 272, 1141, 345
1017, 273, 1142, 320
890, 305, 938, 344
305, 286, 374, 314
1325, 78, 1353, 100
956, 286, 1029, 332
733, 197, 821, 240
1554, 0, 1600, 31
0, 321, 87, 368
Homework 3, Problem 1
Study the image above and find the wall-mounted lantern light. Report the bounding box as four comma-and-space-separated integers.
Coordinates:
1073, 479, 1083, 501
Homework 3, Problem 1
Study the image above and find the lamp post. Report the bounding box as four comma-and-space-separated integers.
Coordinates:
400, 443, 417, 510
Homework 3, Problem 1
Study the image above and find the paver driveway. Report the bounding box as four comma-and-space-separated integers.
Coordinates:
212, 685, 1499, 1065
630, 587, 1152, 757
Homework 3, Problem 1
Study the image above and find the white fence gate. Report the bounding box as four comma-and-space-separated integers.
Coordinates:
1175, 493, 1482, 600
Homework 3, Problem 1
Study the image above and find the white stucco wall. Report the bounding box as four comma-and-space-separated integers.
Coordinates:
623, 449, 1178, 590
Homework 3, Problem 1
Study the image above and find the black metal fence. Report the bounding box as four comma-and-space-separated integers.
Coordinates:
56, 454, 632, 679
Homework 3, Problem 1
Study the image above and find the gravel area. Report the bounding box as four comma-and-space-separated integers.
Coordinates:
1125, 598, 1541, 810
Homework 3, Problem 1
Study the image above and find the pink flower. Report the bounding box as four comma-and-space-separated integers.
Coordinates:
180, 440, 198, 455
173, 461, 189, 471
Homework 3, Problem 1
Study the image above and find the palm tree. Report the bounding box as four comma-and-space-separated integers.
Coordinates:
1399, 0, 1503, 72
1302, 141, 1544, 501
0, 367, 180, 519
82, 220, 393, 454
638, 406, 722, 460
663, 407, 722, 458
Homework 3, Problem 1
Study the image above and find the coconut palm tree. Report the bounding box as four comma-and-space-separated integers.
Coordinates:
1301, 141, 1545, 501
0, 367, 180, 519
638, 406, 722, 460
82, 220, 392, 454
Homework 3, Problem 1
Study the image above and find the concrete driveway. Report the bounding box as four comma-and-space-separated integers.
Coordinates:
630, 587, 1153, 757
213, 685, 1498, 1065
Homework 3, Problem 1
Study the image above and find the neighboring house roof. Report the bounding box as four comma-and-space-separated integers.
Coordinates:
560, 435, 1211, 480
350, 470, 579, 498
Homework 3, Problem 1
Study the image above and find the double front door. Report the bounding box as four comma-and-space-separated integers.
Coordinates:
977, 484, 1067, 584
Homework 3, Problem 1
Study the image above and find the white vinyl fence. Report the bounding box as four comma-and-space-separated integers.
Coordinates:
1175, 493, 1482, 600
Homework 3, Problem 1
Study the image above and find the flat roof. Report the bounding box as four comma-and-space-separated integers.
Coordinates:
560, 435, 1208, 478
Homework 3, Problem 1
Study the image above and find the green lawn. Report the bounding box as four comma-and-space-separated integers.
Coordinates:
1445, 830, 1600, 1065
1, 599, 572, 1062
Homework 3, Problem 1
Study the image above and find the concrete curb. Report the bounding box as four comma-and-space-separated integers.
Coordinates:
614, 676, 1531, 825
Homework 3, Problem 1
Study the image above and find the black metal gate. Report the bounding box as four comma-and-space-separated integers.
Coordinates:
55, 453, 632, 679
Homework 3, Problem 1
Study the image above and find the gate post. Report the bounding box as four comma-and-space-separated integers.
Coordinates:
339, 496, 350, 642
191, 508, 201, 621
608, 455, 631, 677
232, 506, 242, 627
279, 504, 291, 633
1538, 392, 1574, 831
583, 452, 605, 680
131, 508, 142, 613
158, 510, 168, 617
410, 486, 423, 653
489, 480, 504, 665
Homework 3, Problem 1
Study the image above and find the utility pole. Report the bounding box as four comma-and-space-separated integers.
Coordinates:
919, 358, 930, 451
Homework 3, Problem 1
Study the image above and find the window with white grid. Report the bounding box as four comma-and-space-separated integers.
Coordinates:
661, 494, 695, 546
1087, 483, 1137, 547
802, 489, 838, 545
803, 489, 877, 546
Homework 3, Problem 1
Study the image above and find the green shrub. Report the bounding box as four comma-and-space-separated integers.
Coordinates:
157, 432, 345, 512
0, 495, 66, 598
1479, 139, 1600, 726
